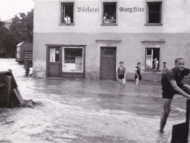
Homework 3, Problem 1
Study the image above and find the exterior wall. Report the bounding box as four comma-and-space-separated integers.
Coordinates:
33, 33, 190, 79
34, 0, 190, 33
33, 0, 190, 79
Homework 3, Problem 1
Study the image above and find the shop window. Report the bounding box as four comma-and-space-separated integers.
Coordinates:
102, 2, 117, 25
50, 48, 60, 62
145, 48, 160, 70
146, 2, 162, 26
62, 48, 83, 73
61, 3, 74, 24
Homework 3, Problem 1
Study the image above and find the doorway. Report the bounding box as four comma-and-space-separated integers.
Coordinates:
100, 47, 116, 79
47, 47, 61, 77
145, 48, 160, 70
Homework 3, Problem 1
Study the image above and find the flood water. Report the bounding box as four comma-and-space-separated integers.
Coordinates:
0, 59, 188, 143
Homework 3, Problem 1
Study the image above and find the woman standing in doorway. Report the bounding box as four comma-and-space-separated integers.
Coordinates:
154, 58, 159, 70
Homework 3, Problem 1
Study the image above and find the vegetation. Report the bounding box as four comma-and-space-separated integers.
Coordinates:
0, 9, 33, 58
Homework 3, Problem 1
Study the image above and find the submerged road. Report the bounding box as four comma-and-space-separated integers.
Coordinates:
0, 59, 188, 143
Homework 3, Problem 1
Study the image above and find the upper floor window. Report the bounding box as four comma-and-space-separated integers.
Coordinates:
145, 2, 162, 26
102, 2, 117, 26
61, 3, 74, 25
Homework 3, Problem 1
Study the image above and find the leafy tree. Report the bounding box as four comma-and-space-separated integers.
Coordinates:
7, 9, 34, 57
0, 9, 33, 58
0, 21, 13, 57
10, 10, 33, 43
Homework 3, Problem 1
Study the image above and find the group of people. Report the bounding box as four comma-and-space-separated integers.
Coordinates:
64, 15, 71, 24
103, 13, 116, 23
117, 61, 142, 86
117, 58, 190, 133
118, 58, 160, 86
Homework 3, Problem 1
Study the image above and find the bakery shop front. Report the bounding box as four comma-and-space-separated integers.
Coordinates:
47, 45, 85, 78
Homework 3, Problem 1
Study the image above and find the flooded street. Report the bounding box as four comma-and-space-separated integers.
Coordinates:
0, 59, 188, 143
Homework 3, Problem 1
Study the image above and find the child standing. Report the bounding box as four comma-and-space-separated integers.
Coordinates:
135, 62, 142, 85
117, 61, 126, 87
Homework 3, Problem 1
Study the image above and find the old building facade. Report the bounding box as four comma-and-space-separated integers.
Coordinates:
33, 0, 190, 80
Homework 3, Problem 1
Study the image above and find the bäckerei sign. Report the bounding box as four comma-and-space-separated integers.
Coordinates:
77, 7, 144, 13
77, 7, 99, 12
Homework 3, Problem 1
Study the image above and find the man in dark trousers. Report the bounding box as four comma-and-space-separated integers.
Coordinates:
160, 58, 190, 133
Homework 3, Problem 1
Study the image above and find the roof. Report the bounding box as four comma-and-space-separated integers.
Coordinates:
17, 41, 30, 47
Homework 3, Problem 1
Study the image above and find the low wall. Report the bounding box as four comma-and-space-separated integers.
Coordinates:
126, 72, 162, 82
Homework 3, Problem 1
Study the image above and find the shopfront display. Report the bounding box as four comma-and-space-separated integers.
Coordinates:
47, 45, 85, 78
62, 47, 84, 73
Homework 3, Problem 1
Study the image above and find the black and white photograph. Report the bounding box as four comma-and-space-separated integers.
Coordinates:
0, 0, 190, 142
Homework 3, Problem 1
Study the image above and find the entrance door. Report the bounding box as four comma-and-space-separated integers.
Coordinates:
145, 48, 160, 70
100, 47, 116, 79
145, 49, 154, 68
48, 47, 61, 77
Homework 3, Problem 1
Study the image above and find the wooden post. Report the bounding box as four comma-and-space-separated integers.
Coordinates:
186, 99, 190, 143
171, 99, 190, 143
4, 76, 12, 107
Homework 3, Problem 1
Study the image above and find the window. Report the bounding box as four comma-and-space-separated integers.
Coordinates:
61, 3, 74, 24
50, 48, 60, 62
145, 48, 160, 70
62, 48, 84, 73
64, 48, 82, 63
145, 2, 162, 26
102, 2, 117, 25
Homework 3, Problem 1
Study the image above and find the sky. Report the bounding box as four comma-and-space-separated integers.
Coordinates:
0, 0, 34, 21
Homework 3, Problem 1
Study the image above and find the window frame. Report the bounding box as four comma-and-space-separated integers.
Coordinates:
145, 1, 163, 26
61, 46, 86, 78
60, 2, 75, 26
101, 2, 118, 26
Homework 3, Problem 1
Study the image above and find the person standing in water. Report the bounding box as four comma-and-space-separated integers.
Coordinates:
160, 58, 190, 133
117, 61, 126, 87
161, 62, 168, 86
135, 62, 142, 85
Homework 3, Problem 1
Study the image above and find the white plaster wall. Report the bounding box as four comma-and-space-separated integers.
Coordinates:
34, 0, 190, 33
33, 33, 190, 78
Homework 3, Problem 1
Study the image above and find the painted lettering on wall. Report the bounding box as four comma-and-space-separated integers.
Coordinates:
77, 7, 99, 12
119, 7, 144, 13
